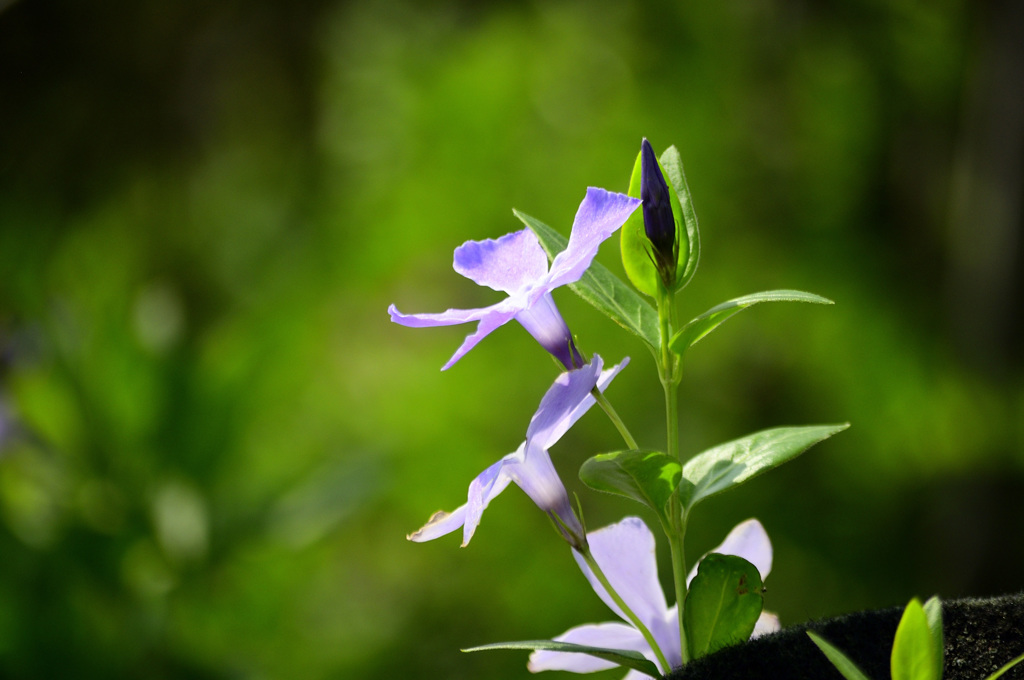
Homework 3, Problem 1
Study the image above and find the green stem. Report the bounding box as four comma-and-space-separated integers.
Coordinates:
656, 283, 688, 665
655, 286, 680, 460
662, 380, 678, 462
592, 388, 638, 450
580, 548, 672, 675
668, 501, 690, 664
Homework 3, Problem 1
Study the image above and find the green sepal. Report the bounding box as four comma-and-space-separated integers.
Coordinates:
806, 630, 873, 680
678, 424, 849, 514
620, 146, 689, 297
463, 640, 662, 678
658, 145, 700, 289
579, 449, 681, 529
684, 553, 764, 659
891, 598, 939, 680
516, 209, 660, 352
670, 290, 833, 355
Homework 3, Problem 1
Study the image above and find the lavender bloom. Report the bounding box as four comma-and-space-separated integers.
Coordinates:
407, 355, 628, 549
389, 188, 640, 370
528, 517, 779, 678
639, 138, 678, 289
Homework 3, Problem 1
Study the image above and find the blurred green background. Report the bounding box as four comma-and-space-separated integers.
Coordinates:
1, 0, 1022, 677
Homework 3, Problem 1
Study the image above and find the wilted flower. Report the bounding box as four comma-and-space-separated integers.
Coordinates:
389, 188, 640, 370
407, 356, 628, 549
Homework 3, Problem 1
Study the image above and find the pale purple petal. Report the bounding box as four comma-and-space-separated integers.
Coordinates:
556, 358, 629, 441
462, 449, 519, 545
513, 292, 582, 370
657, 606, 683, 669
407, 451, 515, 546
526, 356, 629, 451
545, 188, 641, 290
388, 302, 496, 328
389, 295, 523, 370
406, 505, 468, 543
453, 229, 549, 294
508, 444, 583, 544
687, 518, 772, 585
525, 357, 603, 449
752, 611, 780, 638
527, 622, 648, 673
574, 517, 669, 635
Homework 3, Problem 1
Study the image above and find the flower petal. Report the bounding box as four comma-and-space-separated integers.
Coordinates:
453, 228, 549, 294
525, 357, 603, 449
513, 292, 582, 370
407, 450, 516, 545
508, 444, 583, 546
406, 506, 468, 543
526, 356, 629, 451
574, 517, 669, 636
687, 518, 772, 585
545, 188, 641, 290
462, 450, 518, 545
752, 610, 780, 637
389, 296, 523, 370
527, 622, 648, 673
657, 606, 683, 670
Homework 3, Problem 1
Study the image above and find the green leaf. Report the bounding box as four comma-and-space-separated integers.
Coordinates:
684, 553, 764, 659
670, 290, 833, 355
806, 631, 874, 680
463, 640, 662, 678
922, 596, 943, 676
986, 652, 1024, 680
515, 209, 660, 351
658, 145, 700, 289
679, 424, 850, 514
579, 449, 681, 527
619, 147, 687, 297
892, 598, 939, 680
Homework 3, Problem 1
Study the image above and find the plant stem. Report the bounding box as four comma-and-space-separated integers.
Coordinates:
668, 501, 690, 664
580, 548, 672, 675
656, 283, 689, 665
655, 285, 680, 460
592, 387, 638, 450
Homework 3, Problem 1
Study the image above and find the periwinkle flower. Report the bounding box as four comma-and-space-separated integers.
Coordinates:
639, 138, 678, 290
528, 517, 778, 678
389, 188, 640, 370
407, 355, 628, 550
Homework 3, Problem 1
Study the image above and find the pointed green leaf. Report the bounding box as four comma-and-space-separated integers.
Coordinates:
670, 290, 833, 355
684, 553, 764, 659
659, 145, 700, 289
620, 147, 687, 297
462, 640, 662, 678
987, 652, 1024, 680
892, 598, 938, 680
515, 209, 660, 351
579, 449, 681, 527
679, 424, 849, 513
807, 631, 874, 680
923, 596, 943, 676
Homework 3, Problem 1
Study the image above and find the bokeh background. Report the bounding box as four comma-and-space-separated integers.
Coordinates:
1, 0, 1022, 677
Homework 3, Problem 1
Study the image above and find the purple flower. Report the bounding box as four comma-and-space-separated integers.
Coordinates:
389, 188, 640, 370
528, 517, 779, 678
407, 355, 628, 548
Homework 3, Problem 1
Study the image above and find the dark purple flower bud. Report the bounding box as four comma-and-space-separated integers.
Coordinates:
640, 138, 678, 288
